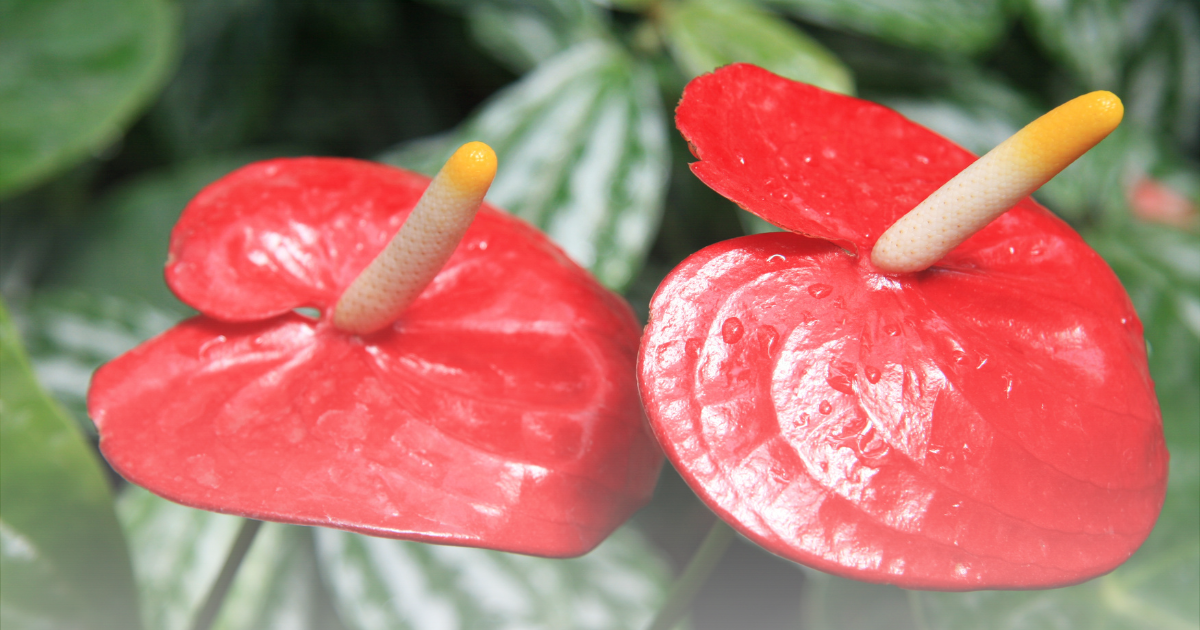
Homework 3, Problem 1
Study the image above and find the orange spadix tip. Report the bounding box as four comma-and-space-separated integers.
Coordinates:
1075, 91, 1123, 129
870, 91, 1124, 274
332, 141, 497, 334
443, 141, 498, 192
1012, 91, 1123, 174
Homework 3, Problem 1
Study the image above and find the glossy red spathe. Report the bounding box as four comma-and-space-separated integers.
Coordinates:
89, 158, 662, 558
638, 64, 1167, 589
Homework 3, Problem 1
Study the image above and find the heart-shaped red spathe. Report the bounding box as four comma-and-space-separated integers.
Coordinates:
638, 64, 1167, 589
89, 158, 662, 557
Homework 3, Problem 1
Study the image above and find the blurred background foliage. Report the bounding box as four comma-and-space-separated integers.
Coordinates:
1, 0, 1197, 628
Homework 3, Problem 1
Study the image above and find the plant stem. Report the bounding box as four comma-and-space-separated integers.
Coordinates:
644, 518, 736, 630
190, 518, 263, 630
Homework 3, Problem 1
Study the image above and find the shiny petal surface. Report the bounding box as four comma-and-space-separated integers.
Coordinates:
642, 65, 1168, 588
167, 158, 434, 321
92, 158, 661, 557
676, 64, 971, 255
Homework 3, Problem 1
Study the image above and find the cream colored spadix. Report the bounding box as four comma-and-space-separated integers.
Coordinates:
333, 142, 497, 334
871, 92, 1123, 273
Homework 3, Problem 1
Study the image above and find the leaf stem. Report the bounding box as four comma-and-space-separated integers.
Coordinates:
644, 518, 736, 630
189, 518, 262, 630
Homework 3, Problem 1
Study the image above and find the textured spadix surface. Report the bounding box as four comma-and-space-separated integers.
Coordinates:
639, 64, 1167, 589
90, 158, 662, 557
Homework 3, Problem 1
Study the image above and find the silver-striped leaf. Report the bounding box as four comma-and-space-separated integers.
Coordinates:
17, 291, 176, 436
464, 0, 608, 73
798, 566, 917, 630
118, 487, 335, 630
381, 39, 669, 291
316, 526, 673, 630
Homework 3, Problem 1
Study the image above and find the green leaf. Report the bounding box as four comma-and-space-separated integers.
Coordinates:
660, 0, 853, 94
879, 72, 1193, 229
737, 210, 784, 236
1018, 0, 1199, 148
882, 71, 1041, 157
799, 567, 917, 630
16, 291, 176, 436
763, 0, 1007, 54
1088, 224, 1200, 451
45, 154, 279, 313
1018, 0, 1130, 91
0, 0, 178, 197
149, 0, 292, 158
214, 523, 343, 630
118, 487, 339, 630
1038, 125, 1177, 227
464, 0, 608, 73
381, 40, 669, 291
317, 526, 673, 630
0, 300, 142, 630
118, 486, 244, 630
1121, 2, 1200, 150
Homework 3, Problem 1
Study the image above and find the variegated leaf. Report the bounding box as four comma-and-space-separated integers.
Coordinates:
118, 487, 336, 630
381, 40, 669, 291
316, 527, 672, 630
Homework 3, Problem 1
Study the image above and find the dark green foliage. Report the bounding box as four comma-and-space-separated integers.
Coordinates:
0, 304, 142, 630
0, 0, 178, 197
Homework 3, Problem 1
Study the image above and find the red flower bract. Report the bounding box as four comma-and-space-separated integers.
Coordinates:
638, 65, 1167, 589
89, 158, 662, 557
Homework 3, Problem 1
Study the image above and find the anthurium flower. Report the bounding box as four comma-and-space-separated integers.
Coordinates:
638, 65, 1167, 589
89, 144, 662, 557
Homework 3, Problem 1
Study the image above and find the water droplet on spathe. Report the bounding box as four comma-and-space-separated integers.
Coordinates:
807, 283, 833, 299
721, 317, 745, 343
865, 366, 881, 383
819, 400, 833, 414
826, 374, 854, 395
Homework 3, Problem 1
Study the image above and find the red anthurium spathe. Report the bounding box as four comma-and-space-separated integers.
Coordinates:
638, 65, 1167, 589
89, 149, 662, 557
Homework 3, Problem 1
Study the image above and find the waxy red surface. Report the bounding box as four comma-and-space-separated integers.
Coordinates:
89, 158, 662, 557
639, 64, 1167, 589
